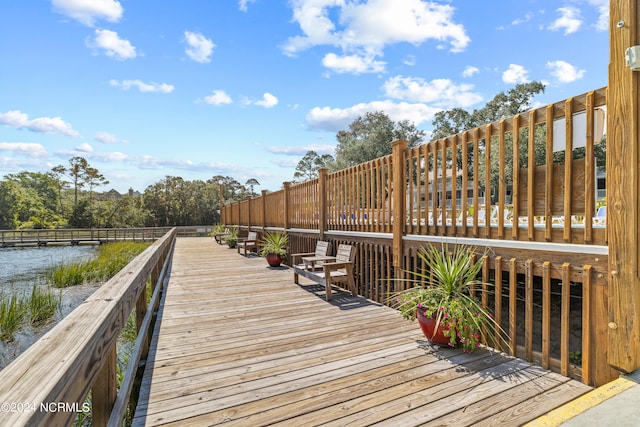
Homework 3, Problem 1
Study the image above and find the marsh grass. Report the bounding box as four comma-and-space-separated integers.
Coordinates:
0, 293, 25, 342
48, 242, 150, 288
28, 284, 61, 326
0, 285, 62, 341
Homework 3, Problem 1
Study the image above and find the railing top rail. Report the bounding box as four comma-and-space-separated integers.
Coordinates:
0, 228, 177, 426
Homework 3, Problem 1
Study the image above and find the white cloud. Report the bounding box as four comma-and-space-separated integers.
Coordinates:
92, 151, 128, 162
383, 76, 482, 108
204, 90, 232, 105
511, 12, 533, 26
284, 0, 469, 73
110, 79, 174, 93
52, 0, 123, 26
462, 66, 479, 78
0, 110, 80, 137
322, 52, 385, 74
306, 100, 439, 132
266, 144, 335, 156
0, 142, 48, 158
271, 158, 301, 168
89, 29, 136, 60
547, 60, 586, 83
184, 31, 215, 63
238, 0, 256, 12
245, 93, 279, 108
95, 131, 125, 144
75, 142, 94, 153
403, 55, 416, 66
502, 64, 529, 84
587, 0, 608, 31
548, 7, 582, 35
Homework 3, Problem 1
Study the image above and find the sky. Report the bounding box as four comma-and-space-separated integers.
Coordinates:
0, 0, 610, 194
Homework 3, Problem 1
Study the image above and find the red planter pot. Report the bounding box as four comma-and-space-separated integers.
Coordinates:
265, 253, 283, 267
416, 305, 454, 347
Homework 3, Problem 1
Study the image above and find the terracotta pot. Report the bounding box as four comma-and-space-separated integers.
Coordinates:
265, 253, 282, 267
416, 305, 454, 346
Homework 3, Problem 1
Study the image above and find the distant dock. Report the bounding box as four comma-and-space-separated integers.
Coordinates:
0, 226, 212, 248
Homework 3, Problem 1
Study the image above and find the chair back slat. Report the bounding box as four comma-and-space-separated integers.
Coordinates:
315, 241, 330, 257
335, 244, 355, 263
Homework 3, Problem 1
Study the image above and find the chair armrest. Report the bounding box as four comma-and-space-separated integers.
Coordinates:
323, 261, 353, 271
291, 252, 314, 262
291, 252, 314, 257
239, 238, 258, 244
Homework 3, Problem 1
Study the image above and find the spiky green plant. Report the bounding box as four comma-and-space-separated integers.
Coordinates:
391, 243, 507, 353
259, 231, 289, 257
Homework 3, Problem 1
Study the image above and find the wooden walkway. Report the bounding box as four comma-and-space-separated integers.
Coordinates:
133, 237, 592, 426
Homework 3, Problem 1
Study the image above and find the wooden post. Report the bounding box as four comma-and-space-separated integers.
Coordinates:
247, 198, 252, 231
607, 0, 640, 373
283, 181, 291, 230
92, 344, 117, 427
261, 189, 267, 231
318, 168, 328, 240
392, 140, 407, 274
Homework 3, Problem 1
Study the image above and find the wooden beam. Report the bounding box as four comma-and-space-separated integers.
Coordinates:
392, 139, 407, 271
318, 168, 328, 240
607, 0, 640, 373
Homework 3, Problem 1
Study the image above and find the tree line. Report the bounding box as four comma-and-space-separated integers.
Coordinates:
0, 156, 258, 229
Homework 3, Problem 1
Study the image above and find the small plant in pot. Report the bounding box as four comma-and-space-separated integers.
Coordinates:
391, 243, 506, 353
259, 231, 288, 267
225, 228, 238, 248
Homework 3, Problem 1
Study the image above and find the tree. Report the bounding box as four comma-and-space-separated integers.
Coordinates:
431, 82, 546, 140
334, 111, 425, 169
84, 167, 109, 202
67, 156, 89, 207
293, 151, 334, 182
0, 173, 66, 229
51, 165, 69, 214
245, 178, 260, 198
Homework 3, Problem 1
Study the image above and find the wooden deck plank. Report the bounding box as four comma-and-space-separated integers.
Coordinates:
133, 237, 591, 426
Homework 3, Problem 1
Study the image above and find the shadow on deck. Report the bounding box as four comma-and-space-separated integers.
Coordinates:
132, 237, 591, 426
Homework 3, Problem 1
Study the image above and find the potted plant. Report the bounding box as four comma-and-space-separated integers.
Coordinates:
391, 243, 505, 353
259, 231, 288, 267
225, 228, 238, 248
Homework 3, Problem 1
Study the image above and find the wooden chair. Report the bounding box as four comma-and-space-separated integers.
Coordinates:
214, 229, 230, 244
291, 241, 330, 272
237, 231, 259, 256
293, 244, 357, 301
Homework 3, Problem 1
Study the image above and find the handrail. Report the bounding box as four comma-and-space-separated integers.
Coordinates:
0, 228, 177, 427
107, 233, 175, 427
0, 226, 212, 247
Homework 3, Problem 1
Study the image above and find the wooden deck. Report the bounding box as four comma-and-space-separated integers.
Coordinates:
133, 237, 592, 426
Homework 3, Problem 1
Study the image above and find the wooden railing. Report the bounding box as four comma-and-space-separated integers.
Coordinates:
0, 228, 176, 427
223, 87, 607, 245
221, 87, 614, 387
0, 226, 213, 247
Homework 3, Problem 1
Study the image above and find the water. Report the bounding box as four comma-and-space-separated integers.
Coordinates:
0, 245, 97, 289
0, 244, 100, 369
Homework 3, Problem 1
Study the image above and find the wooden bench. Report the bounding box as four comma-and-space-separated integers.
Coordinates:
291, 241, 330, 271
293, 244, 356, 301
237, 231, 259, 256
